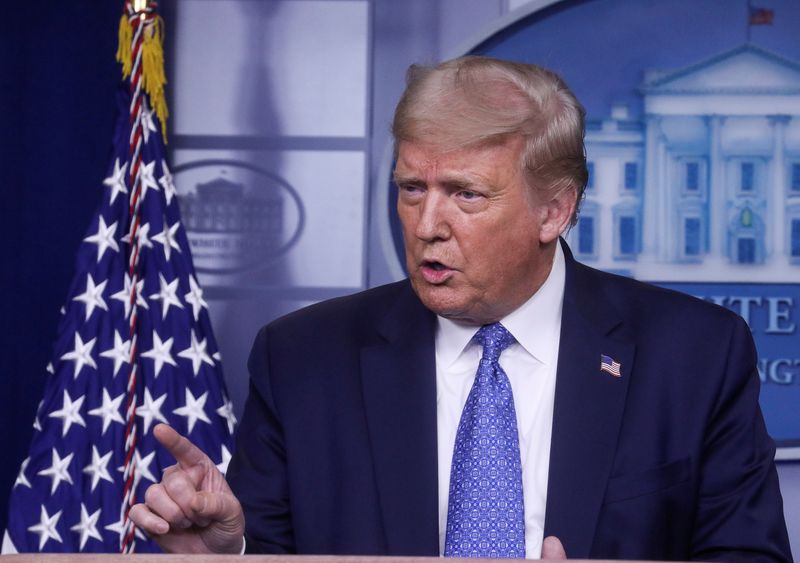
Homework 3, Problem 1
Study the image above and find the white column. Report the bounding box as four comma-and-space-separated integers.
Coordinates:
642, 116, 661, 262
658, 137, 670, 261
598, 158, 614, 266
708, 115, 726, 261
769, 115, 789, 265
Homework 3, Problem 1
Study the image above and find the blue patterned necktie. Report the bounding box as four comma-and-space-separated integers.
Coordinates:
444, 322, 525, 559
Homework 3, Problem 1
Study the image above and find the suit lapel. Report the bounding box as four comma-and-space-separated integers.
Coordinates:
544, 246, 635, 558
360, 282, 440, 555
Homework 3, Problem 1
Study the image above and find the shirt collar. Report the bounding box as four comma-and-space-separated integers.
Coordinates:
435, 242, 566, 368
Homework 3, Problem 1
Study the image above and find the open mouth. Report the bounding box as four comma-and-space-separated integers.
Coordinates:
425, 261, 447, 271
420, 260, 454, 283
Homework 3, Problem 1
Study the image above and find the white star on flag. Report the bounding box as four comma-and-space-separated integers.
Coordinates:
178, 330, 214, 376
37, 449, 75, 495
138, 160, 160, 201
99, 330, 131, 378
184, 275, 208, 321
27, 506, 64, 550
216, 397, 237, 435
111, 273, 149, 319
173, 389, 211, 433
102, 158, 128, 205
83, 216, 119, 263
159, 160, 177, 205
87, 389, 125, 435
118, 450, 157, 490
14, 457, 32, 489
152, 220, 182, 262
140, 330, 177, 378
48, 390, 87, 437
217, 445, 232, 475
136, 389, 168, 434
82, 446, 114, 492
120, 221, 153, 249
150, 272, 183, 319
150, 273, 184, 320
140, 103, 158, 145
105, 513, 146, 544
60, 333, 98, 378
33, 400, 44, 431
135, 450, 158, 486
70, 504, 103, 551
72, 274, 108, 321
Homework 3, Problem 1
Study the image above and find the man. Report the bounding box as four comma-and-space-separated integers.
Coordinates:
130, 56, 792, 561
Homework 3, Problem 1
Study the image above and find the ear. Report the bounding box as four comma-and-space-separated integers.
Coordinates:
538, 187, 577, 244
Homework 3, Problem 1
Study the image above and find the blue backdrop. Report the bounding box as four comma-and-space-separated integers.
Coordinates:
0, 1, 131, 533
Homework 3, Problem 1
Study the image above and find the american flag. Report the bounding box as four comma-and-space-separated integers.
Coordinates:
3, 1, 234, 553
600, 354, 622, 378
749, 6, 775, 25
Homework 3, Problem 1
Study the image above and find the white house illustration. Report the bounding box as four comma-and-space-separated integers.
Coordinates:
567, 44, 800, 282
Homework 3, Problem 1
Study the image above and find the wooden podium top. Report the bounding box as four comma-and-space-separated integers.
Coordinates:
1, 555, 677, 563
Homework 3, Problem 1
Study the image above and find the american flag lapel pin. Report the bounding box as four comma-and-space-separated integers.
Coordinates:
600, 354, 622, 377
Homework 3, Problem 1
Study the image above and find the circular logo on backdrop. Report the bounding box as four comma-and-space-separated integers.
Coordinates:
173, 159, 304, 274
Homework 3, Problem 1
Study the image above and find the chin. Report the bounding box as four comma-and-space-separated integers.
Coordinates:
410, 280, 465, 318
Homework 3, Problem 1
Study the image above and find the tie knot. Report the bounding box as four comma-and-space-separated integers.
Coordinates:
474, 322, 515, 363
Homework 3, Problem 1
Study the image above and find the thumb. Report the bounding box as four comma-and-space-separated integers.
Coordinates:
542, 535, 567, 560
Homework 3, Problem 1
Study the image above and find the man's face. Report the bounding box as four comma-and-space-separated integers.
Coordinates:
394, 138, 573, 325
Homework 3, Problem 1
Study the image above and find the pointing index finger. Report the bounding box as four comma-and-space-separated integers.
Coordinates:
153, 423, 210, 469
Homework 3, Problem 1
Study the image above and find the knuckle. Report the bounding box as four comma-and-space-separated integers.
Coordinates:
144, 483, 165, 505
164, 474, 192, 497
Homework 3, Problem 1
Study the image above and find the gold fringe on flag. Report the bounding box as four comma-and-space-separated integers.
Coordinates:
141, 16, 169, 142
115, 7, 170, 142
116, 13, 133, 79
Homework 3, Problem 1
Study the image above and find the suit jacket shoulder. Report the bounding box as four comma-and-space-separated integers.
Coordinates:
231, 279, 440, 556
547, 247, 792, 561
260, 279, 418, 346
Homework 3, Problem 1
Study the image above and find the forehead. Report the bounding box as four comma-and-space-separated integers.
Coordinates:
394, 138, 524, 183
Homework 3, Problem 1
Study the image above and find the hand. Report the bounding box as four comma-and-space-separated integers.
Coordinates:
541, 535, 567, 560
128, 424, 245, 554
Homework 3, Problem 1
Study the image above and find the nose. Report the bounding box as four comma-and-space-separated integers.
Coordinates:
414, 191, 451, 242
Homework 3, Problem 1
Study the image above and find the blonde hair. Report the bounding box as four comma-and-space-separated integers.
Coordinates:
392, 56, 587, 225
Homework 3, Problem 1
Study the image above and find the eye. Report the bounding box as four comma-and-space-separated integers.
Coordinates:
401, 184, 423, 193
457, 189, 481, 200
397, 183, 425, 201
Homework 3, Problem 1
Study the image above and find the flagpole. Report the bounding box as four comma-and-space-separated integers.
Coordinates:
746, 0, 752, 43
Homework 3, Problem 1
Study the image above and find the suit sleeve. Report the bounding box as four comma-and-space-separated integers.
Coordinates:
225, 326, 296, 554
691, 315, 792, 562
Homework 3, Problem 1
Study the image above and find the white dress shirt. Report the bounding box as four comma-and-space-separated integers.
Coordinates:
435, 243, 565, 559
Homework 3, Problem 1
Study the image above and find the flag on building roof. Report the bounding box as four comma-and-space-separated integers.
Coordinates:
749, 6, 775, 25
3, 0, 235, 553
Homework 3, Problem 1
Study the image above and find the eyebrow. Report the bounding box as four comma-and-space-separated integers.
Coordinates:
392, 173, 418, 185
392, 173, 479, 189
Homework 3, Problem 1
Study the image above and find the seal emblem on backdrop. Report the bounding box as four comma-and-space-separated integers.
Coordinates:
174, 160, 304, 274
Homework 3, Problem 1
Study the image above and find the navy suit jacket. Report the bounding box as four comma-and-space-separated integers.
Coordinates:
226, 245, 792, 561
